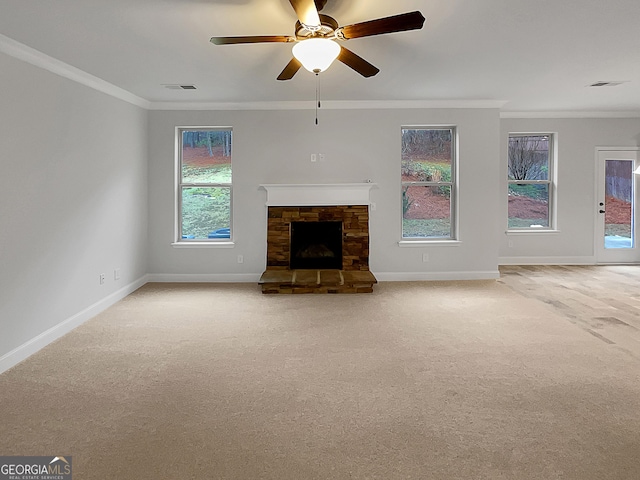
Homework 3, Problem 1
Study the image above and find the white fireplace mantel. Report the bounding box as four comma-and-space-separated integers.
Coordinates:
260, 183, 377, 206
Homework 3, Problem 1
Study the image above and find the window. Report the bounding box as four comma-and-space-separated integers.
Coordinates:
507, 133, 554, 230
401, 127, 456, 239
177, 128, 232, 242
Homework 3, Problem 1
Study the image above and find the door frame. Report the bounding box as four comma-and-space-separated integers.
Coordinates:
595, 147, 640, 264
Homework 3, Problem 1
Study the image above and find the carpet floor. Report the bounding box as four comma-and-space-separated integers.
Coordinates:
1, 267, 640, 479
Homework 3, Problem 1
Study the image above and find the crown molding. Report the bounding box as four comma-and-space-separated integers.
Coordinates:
148, 99, 508, 111
501, 110, 640, 119
0, 34, 150, 109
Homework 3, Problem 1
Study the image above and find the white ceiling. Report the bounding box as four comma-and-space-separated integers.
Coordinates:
1, 0, 640, 113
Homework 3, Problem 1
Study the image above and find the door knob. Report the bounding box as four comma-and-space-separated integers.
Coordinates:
599, 209, 605, 213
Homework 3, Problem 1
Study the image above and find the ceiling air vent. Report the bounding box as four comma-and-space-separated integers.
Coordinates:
589, 81, 625, 87
162, 84, 197, 90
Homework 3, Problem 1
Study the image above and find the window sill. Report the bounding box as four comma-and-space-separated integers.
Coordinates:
506, 229, 560, 236
171, 241, 235, 248
398, 240, 461, 247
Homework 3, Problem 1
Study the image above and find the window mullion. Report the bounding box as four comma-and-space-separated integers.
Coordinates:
181, 182, 230, 188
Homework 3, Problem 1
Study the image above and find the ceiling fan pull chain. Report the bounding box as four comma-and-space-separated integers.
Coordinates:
315, 72, 320, 125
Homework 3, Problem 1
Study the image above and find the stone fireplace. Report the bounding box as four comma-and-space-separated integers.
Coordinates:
259, 184, 377, 294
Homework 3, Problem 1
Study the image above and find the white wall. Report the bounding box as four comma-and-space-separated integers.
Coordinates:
500, 117, 640, 263
147, 107, 501, 280
0, 51, 149, 367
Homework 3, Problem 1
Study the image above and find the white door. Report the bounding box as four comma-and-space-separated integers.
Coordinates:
595, 149, 640, 263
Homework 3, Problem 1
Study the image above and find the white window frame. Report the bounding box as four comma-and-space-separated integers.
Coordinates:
400, 125, 458, 243
173, 127, 234, 247
507, 132, 557, 232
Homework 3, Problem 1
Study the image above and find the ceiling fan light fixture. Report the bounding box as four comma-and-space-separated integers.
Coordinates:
292, 38, 340, 73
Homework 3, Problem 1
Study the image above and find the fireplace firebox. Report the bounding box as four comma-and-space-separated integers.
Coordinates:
290, 221, 342, 270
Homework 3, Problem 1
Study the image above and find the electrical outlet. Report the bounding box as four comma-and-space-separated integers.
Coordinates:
318, 153, 325, 162
311, 154, 317, 162
237, 255, 244, 264
114, 268, 121, 280
99, 273, 105, 285
422, 253, 429, 262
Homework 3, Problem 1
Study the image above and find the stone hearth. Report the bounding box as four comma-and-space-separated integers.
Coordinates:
260, 269, 377, 294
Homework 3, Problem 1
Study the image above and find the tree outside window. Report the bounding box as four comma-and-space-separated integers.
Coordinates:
401, 127, 456, 239
507, 134, 554, 229
177, 128, 232, 241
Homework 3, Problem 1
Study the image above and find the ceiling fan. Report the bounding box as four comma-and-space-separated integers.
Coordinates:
210, 0, 425, 80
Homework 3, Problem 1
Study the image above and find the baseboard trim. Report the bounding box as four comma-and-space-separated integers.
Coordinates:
0, 275, 148, 375
146, 273, 262, 283
148, 272, 502, 283
499, 256, 596, 265
373, 270, 500, 281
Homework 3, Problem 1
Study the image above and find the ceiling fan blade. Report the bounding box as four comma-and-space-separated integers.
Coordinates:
277, 58, 302, 81
337, 11, 425, 40
210, 35, 294, 45
337, 47, 380, 78
288, 0, 321, 27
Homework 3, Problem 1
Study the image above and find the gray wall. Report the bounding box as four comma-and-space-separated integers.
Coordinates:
147, 108, 501, 280
0, 51, 149, 361
500, 117, 640, 263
